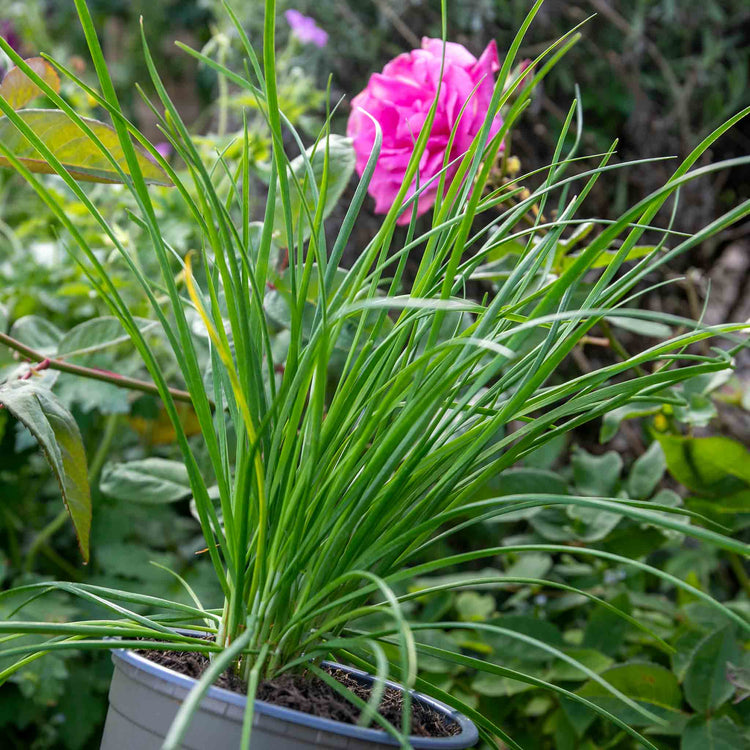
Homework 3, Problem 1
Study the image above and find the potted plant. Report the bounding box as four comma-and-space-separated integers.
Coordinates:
0, 0, 747, 748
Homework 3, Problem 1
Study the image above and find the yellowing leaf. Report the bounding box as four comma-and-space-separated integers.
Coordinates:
0, 109, 171, 185
0, 57, 61, 109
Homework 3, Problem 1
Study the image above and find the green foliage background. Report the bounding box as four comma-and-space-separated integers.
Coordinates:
0, 1, 747, 748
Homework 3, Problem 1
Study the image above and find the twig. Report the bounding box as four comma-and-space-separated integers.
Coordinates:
0, 331, 194, 405
371, 0, 421, 49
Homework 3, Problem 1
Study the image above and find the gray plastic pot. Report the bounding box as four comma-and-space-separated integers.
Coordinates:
100, 646, 479, 749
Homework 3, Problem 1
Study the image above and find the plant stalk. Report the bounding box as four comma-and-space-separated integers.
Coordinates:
0, 332, 195, 404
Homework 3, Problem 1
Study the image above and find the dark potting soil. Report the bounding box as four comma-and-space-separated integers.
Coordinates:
138, 647, 459, 738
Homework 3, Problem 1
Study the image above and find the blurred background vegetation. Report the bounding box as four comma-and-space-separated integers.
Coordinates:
0, 1, 748, 748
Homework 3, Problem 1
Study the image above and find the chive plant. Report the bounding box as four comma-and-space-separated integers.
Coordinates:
0, 1, 748, 748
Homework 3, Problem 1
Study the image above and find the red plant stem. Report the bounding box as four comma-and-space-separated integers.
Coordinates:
0, 331, 194, 405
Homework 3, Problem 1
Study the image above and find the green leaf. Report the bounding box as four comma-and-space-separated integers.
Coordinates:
583, 592, 632, 656
522, 433, 567, 469
9, 650, 68, 706
471, 670, 537, 697
546, 648, 614, 682
685, 490, 750, 532
273, 134, 355, 246
478, 467, 568, 500
0, 302, 8, 334
628, 441, 666, 500
683, 626, 740, 712
487, 238, 526, 262
99, 458, 191, 503
0, 109, 171, 185
560, 243, 658, 272
483, 616, 565, 664
504, 553, 553, 580
56, 316, 156, 358
55, 375, 130, 415
0, 380, 91, 561
673, 392, 717, 427
607, 315, 671, 338
671, 626, 709, 682
600, 401, 660, 443
657, 434, 750, 496
9, 315, 62, 354
566, 503, 623, 542
576, 662, 683, 726
0, 58, 61, 109
681, 715, 748, 750
572, 447, 622, 496
455, 591, 496, 622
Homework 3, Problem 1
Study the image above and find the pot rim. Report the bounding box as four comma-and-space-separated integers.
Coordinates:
112, 646, 479, 748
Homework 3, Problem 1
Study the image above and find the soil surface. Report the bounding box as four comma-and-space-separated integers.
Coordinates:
138, 646, 459, 738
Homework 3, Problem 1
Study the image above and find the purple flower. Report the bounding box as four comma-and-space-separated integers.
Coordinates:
0, 21, 21, 53
155, 142, 173, 159
284, 10, 328, 48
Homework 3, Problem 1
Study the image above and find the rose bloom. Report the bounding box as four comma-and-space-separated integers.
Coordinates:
347, 38, 503, 223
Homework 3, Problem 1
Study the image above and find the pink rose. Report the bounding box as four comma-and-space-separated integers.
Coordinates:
347, 38, 503, 223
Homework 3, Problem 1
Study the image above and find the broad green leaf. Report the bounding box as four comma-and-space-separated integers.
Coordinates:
600, 401, 660, 443
0, 302, 8, 333
55, 375, 130, 416
628, 441, 666, 500
484, 616, 565, 663
576, 662, 682, 726
0, 58, 61, 110
479, 467, 567, 523
504, 553, 553, 580
683, 626, 740, 712
681, 602, 736, 633
471, 670, 537, 697
648, 488, 689, 540
56, 663, 108, 748
0, 380, 90, 561
455, 591, 496, 622
607, 315, 671, 338
522, 433, 567, 469
671, 626, 709, 682
273, 134, 355, 246
9, 649, 68, 705
560, 243, 658, 272
99, 458, 191, 504
271, 263, 349, 305
487, 238, 526, 263
57, 316, 157, 358
673, 392, 717, 427
54, 317, 157, 415
685, 490, 750, 532
572, 448, 622, 496
9, 315, 62, 354
567, 452, 625, 539
0, 109, 171, 185
552, 706, 583, 745
681, 715, 748, 750
657, 434, 750, 496
477, 467, 568, 501
583, 592, 631, 656
601, 525, 665, 558
546, 648, 614, 682
566, 504, 623, 542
